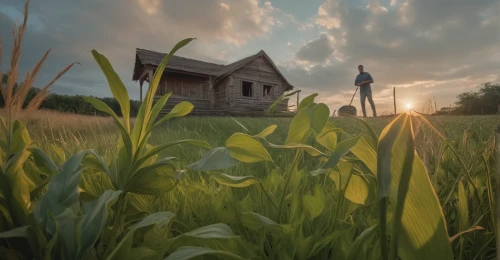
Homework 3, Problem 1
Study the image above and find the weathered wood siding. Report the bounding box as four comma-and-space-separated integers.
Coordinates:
155, 71, 211, 110
228, 56, 289, 112
213, 77, 230, 109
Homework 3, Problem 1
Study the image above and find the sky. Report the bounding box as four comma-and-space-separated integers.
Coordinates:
0, 0, 499, 115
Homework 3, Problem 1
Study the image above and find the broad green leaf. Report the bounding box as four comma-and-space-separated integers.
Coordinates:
164, 246, 245, 260
302, 184, 326, 220
310, 103, 330, 134
82, 96, 133, 161
326, 161, 376, 205
346, 224, 379, 260
298, 93, 318, 111
125, 159, 178, 196
78, 190, 122, 259
226, 133, 273, 163
351, 137, 377, 175
255, 125, 277, 139
265, 141, 326, 157
135, 139, 211, 171
285, 108, 311, 144
187, 147, 240, 171
148, 92, 172, 130
154, 101, 194, 127
31, 148, 58, 174
0, 226, 28, 238
165, 223, 256, 257
210, 173, 260, 188
35, 150, 92, 235
377, 113, 453, 260
91, 49, 131, 132
318, 135, 361, 171
79, 170, 115, 201
316, 122, 341, 151
239, 212, 289, 236
107, 211, 176, 260
458, 181, 468, 232
131, 38, 195, 160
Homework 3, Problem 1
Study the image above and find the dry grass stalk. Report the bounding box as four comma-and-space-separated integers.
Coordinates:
0, 0, 79, 126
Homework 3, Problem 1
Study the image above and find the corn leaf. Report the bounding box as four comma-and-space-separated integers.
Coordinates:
346, 224, 379, 260
76, 190, 122, 259
154, 101, 194, 127
309, 103, 330, 135
125, 158, 178, 196
316, 135, 361, 171
350, 137, 377, 175
377, 114, 453, 259
226, 133, 273, 163
302, 184, 326, 220
330, 165, 376, 206
298, 93, 318, 111
164, 246, 245, 260
91, 50, 131, 132
209, 173, 261, 188
285, 107, 311, 144
315, 122, 341, 152
147, 92, 172, 129
187, 147, 240, 171
255, 125, 277, 139
265, 141, 326, 157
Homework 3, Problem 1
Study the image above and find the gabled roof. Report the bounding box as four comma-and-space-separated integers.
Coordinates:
132, 48, 294, 91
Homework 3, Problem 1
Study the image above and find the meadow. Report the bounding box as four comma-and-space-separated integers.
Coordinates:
1, 3, 498, 259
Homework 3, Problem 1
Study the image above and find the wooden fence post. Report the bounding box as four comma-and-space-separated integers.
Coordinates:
393, 86, 396, 116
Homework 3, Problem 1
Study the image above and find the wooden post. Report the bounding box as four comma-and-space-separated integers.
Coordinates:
208, 76, 214, 110
140, 81, 143, 102
296, 91, 300, 110
393, 86, 396, 116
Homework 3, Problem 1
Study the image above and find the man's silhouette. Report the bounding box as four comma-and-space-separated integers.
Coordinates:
354, 65, 377, 117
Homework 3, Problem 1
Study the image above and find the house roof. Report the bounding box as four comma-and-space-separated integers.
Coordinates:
132, 48, 294, 91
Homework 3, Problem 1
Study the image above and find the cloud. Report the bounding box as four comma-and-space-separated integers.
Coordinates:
281, 0, 500, 113
0, 0, 295, 100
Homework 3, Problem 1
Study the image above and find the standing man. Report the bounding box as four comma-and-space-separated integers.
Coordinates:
354, 64, 377, 117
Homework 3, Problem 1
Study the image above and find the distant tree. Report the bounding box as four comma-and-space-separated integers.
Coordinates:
455, 82, 500, 115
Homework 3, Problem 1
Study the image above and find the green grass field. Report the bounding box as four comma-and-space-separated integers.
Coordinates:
17, 110, 499, 259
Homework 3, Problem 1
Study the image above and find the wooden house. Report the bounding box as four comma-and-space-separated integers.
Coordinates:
132, 48, 296, 115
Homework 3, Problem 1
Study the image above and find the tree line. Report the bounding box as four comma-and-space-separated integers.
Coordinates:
1, 74, 141, 117
447, 82, 500, 115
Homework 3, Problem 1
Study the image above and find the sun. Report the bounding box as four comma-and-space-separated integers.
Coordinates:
405, 103, 412, 110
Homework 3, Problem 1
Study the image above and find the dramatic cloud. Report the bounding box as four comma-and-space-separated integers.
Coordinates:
280, 0, 500, 114
0, 0, 498, 114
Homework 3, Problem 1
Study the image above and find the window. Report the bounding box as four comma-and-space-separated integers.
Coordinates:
242, 81, 253, 97
263, 85, 273, 97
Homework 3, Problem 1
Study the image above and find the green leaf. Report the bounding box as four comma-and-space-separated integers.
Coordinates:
346, 224, 379, 260
78, 190, 122, 259
226, 133, 273, 163
457, 181, 469, 232
165, 223, 256, 257
302, 184, 326, 220
377, 113, 453, 260
298, 93, 318, 111
239, 212, 289, 237
209, 173, 260, 188
348, 116, 379, 147
350, 137, 377, 175
126, 158, 179, 196
148, 92, 172, 129
187, 147, 240, 171
329, 162, 376, 205
35, 150, 92, 235
164, 246, 245, 260
230, 117, 250, 133
310, 103, 330, 134
107, 211, 176, 260
265, 141, 326, 157
154, 101, 194, 127
136, 139, 211, 171
285, 107, 311, 144
315, 122, 341, 151
255, 125, 277, 139
82, 96, 133, 163
317, 135, 361, 171
31, 148, 58, 174
91, 49, 131, 132
131, 38, 195, 160
0, 226, 28, 238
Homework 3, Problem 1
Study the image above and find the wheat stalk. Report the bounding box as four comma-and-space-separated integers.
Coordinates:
0, 0, 79, 125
